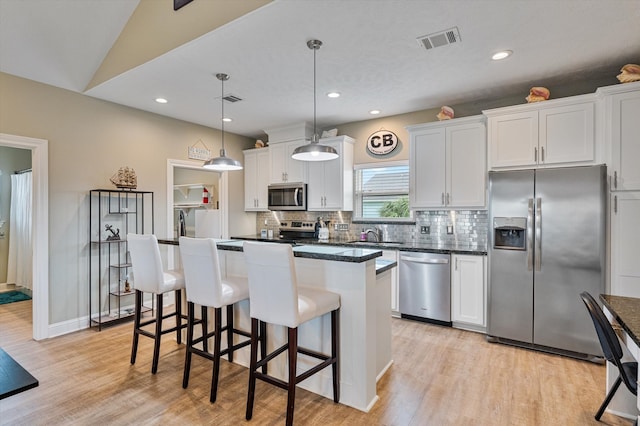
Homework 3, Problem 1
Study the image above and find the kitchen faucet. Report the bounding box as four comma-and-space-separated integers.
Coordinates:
364, 227, 381, 242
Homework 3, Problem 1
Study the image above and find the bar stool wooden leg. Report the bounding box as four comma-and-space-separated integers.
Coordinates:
332, 309, 340, 403
246, 318, 259, 420
201, 306, 208, 352
226, 305, 234, 362
260, 320, 267, 374
131, 289, 143, 365
286, 327, 298, 426
182, 301, 195, 388
175, 290, 182, 344
210, 307, 223, 403
151, 293, 164, 374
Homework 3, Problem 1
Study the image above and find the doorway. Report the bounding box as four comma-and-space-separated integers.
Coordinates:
166, 159, 229, 266
0, 147, 31, 293
0, 133, 49, 341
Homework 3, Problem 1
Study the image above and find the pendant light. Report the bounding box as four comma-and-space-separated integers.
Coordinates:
203, 73, 243, 171
291, 39, 339, 162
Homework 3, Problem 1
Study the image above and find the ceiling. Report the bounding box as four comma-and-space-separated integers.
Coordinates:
1, 0, 639, 140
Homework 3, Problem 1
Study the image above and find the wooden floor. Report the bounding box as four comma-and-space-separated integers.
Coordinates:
0, 300, 633, 426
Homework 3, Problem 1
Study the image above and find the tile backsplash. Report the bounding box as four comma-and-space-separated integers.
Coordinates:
255, 210, 488, 246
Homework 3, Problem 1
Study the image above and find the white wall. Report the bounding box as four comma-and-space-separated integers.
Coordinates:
0, 72, 255, 325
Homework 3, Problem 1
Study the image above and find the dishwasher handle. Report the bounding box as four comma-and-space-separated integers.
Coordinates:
400, 256, 449, 265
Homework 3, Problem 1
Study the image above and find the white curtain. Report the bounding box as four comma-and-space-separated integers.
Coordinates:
7, 171, 32, 290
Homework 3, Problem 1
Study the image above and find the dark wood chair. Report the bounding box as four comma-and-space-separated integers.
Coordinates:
243, 241, 340, 426
580, 291, 638, 423
128, 233, 187, 374
178, 237, 252, 403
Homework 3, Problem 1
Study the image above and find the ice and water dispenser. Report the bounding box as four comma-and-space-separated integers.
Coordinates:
493, 217, 527, 250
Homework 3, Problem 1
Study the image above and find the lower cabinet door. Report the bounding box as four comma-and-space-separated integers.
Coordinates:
451, 254, 486, 328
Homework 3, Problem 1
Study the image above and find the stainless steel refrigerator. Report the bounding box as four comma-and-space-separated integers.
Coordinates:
487, 165, 606, 358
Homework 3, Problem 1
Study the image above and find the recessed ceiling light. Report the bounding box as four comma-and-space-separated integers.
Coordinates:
327, 92, 340, 98
369, 110, 381, 115
222, 117, 232, 122
492, 50, 513, 61
155, 97, 168, 104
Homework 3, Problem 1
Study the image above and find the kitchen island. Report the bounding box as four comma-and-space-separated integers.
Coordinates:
159, 238, 394, 412
232, 234, 488, 255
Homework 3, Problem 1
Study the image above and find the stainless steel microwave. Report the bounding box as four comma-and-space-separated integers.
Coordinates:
268, 183, 307, 211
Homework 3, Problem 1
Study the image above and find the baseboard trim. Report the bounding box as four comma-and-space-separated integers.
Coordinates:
48, 315, 90, 338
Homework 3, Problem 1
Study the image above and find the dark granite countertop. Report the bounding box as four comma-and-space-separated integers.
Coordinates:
600, 294, 640, 347
231, 235, 487, 255
158, 238, 383, 264
375, 259, 397, 275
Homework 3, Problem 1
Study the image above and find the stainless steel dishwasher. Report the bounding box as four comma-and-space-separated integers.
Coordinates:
399, 251, 451, 325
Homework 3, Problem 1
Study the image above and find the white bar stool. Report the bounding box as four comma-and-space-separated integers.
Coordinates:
243, 241, 340, 426
179, 237, 252, 403
127, 233, 186, 374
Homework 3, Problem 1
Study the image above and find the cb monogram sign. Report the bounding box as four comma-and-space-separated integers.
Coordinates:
367, 130, 398, 155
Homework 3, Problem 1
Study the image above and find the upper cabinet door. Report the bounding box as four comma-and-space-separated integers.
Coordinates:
319, 141, 345, 210
408, 116, 487, 210
269, 140, 308, 184
611, 90, 640, 191
244, 150, 258, 209
485, 94, 597, 170
255, 149, 270, 209
488, 111, 538, 168
307, 136, 354, 211
269, 143, 287, 183
539, 102, 594, 166
447, 123, 486, 208
284, 140, 308, 183
244, 148, 270, 211
410, 127, 446, 208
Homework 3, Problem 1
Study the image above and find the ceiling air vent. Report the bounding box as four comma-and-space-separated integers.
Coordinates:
222, 94, 242, 103
417, 27, 461, 50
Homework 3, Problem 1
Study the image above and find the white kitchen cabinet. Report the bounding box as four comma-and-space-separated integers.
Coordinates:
610, 192, 640, 298
598, 82, 640, 191
243, 148, 269, 211
485, 94, 596, 170
269, 140, 309, 184
407, 115, 486, 209
307, 136, 355, 211
451, 254, 486, 330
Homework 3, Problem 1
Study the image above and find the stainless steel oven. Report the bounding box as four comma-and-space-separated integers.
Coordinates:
268, 183, 307, 211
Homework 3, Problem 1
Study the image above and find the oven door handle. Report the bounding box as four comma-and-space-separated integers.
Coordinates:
400, 256, 449, 264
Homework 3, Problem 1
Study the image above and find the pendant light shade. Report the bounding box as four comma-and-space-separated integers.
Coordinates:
291, 39, 339, 162
203, 73, 243, 171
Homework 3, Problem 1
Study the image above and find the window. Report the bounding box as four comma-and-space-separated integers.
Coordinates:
354, 162, 411, 221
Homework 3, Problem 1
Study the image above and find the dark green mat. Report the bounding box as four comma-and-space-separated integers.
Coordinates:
0, 291, 31, 305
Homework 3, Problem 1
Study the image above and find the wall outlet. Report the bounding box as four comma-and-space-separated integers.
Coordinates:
338, 223, 350, 231
420, 226, 430, 234
334, 223, 339, 230
447, 225, 454, 234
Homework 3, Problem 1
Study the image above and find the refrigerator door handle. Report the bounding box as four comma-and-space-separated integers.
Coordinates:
527, 198, 534, 271
535, 197, 542, 271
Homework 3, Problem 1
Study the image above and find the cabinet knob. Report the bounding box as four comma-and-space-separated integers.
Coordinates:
614, 171, 618, 189
534, 147, 538, 162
